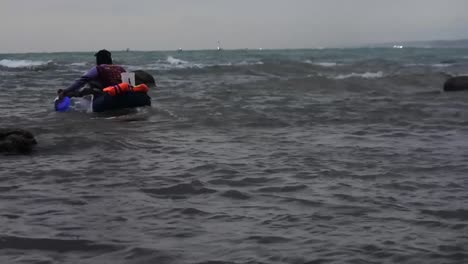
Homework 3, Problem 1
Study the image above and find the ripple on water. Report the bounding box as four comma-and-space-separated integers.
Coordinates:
2, 49, 468, 264
142, 181, 217, 199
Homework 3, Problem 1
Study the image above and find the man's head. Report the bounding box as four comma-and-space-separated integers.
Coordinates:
95, 49, 113, 65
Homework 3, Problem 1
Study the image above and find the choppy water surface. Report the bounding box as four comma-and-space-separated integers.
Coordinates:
0, 48, 467, 264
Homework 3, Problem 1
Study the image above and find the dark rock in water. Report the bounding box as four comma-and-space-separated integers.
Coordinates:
444, 76, 468, 92
134, 70, 156, 87
0, 129, 37, 154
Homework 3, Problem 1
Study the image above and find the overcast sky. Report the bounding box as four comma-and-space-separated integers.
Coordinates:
1, 0, 467, 53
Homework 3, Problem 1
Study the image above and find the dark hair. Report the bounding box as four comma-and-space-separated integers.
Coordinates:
95, 49, 113, 65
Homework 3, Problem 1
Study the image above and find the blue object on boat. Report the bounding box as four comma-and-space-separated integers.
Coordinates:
54, 96, 71, 112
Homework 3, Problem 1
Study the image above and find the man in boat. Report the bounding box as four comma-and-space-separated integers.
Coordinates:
56, 49, 153, 112
59, 49, 126, 98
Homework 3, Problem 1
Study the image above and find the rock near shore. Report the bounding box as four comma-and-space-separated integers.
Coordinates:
444, 76, 468, 92
0, 129, 37, 154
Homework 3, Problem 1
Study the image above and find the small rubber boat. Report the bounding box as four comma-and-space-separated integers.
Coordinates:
54, 70, 155, 113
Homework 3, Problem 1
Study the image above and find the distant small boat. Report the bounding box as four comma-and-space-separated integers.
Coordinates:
177, 48, 183, 52
393, 45, 404, 49
217, 40, 223, 51
126, 48, 130, 52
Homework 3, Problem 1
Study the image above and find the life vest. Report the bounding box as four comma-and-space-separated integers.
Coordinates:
103, 83, 149, 96
96, 65, 126, 87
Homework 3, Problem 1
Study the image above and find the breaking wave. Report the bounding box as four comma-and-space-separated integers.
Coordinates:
305, 60, 338, 67
0, 59, 53, 69
167, 56, 188, 65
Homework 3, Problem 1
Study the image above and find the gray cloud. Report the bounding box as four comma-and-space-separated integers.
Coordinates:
1, 0, 467, 52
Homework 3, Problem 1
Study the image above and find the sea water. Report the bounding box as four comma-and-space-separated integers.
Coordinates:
0, 48, 467, 264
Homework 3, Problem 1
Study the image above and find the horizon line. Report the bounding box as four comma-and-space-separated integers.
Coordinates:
3, 46, 468, 55
2, 38, 468, 55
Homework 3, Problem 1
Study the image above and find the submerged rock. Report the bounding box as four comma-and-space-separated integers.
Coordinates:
0, 129, 37, 154
444, 76, 468, 92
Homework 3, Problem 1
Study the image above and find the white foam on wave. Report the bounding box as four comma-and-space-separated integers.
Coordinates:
305, 60, 337, 67
315, 62, 338, 67
70, 62, 88, 66
131, 57, 263, 71
334, 71, 384, 80
147, 57, 202, 70
237, 60, 264, 66
167, 56, 188, 65
404, 63, 426, 67
431, 63, 452, 68
0, 59, 51, 68
405, 63, 453, 68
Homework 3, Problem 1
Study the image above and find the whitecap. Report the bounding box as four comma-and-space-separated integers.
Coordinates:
167, 56, 188, 65
304, 60, 339, 67
0, 59, 51, 68
404, 63, 426, 67
237, 60, 264, 66
70, 62, 88, 66
334, 71, 384, 80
